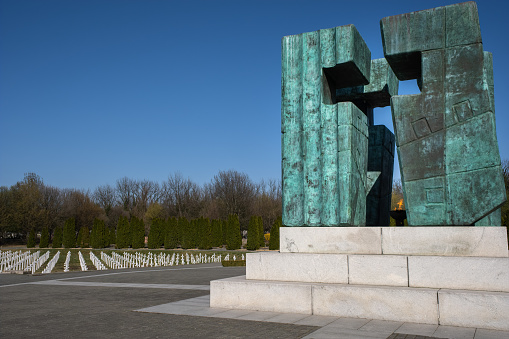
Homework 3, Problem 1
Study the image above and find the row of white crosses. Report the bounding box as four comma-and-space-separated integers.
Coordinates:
0, 250, 51, 273
100, 252, 124, 269
0, 250, 30, 271
1, 249, 245, 273
99, 251, 241, 270
42, 251, 60, 274
123, 252, 154, 268
64, 251, 71, 272
0, 250, 24, 270
78, 251, 88, 271
26, 251, 50, 274
89, 251, 107, 270
223, 253, 245, 262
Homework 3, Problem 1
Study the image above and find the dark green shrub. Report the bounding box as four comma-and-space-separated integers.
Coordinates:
164, 217, 178, 249
181, 218, 194, 249
83, 226, 90, 247
246, 216, 259, 250
39, 227, 49, 248
52, 226, 63, 248
210, 219, 223, 247
102, 224, 110, 248
177, 217, 189, 248
63, 218, 76, 248
258, 216, 265, 247
191, 218, 199, 248
109, 227, 116, 246
77, 226, 89, 248
221, 260, 246, 267
90, 218, 104, 249
116, 216, 130, 249
131, 216, 145, 249
226, 214, 242, 250
27, 229, 36, 248
269, 216, 281, 250
147, 217, 165, 249
222, 219, 228, 245
198, 217, 212, 250
76, 227, 83, 247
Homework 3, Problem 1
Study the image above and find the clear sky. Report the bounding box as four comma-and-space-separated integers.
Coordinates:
1, 0, 508, 191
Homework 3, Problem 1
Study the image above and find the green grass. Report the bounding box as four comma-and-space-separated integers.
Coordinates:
222, 260, 246, 267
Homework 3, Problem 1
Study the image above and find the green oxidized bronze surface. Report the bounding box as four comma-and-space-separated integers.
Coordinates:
381, 1, 506, 226
282, 25, 395, 226
281, 1, 506, 227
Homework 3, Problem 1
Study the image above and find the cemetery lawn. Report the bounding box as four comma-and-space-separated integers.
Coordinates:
1, 248, 250, 274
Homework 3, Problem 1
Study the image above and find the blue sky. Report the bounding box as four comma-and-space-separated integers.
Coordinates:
1, 0, 508, 191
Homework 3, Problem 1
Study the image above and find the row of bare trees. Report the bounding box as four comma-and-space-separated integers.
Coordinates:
0, 171, 282, 243
2, 160, 507, 244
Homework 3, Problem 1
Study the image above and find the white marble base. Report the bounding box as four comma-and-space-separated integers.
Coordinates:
348, 254, 408, 286
280, 227, 508, 257
408, 256, 509, 292
245, 252, 509, 292
438, 289, 509, 330
312, 284, 439, 324
210, 275, 312, 314
211, 226, 509, 330
210, 276, 509, 330
246, 252, 348, 284
280, 227, 382, 254
381, 227, 508, 257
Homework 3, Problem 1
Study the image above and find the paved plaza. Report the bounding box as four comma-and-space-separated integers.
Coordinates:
1, 263, 508, 339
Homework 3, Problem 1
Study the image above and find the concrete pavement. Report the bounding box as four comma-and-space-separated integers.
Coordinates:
1, 263, 508, 339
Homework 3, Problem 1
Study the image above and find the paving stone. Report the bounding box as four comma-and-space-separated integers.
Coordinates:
303, 326, 392, 339
324, 317, 371, 329
136, 303, 201, 315
206, 308, 254, 319
293, 315, 339, 327
433, 325, 476, 339
263, 313, 311, 324
474, 328, 509, 339
235, 311, 284, 322
360, 319, 405, 333
395, 323, 439, 336
387, 335, 446, 339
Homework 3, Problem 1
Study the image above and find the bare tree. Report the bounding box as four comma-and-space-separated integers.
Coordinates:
252, 179, 282, 233
116, 177, 137, 213
10, 173, 46, 233
162, 173, 202, 219
132, 179, 160, 221
93, 184, 116, 216
200, 183, 221, 220
60, 189, 103, 231
40, 185, 63, 230
210, 170, 256, 228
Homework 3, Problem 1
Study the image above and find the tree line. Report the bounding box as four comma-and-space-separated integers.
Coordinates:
0, 170, 282, 245
2, 159, 508, 246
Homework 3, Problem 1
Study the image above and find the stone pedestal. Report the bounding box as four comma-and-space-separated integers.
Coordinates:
210, 227, 509, 331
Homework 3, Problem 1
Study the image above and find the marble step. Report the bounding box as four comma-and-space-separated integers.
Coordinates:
246, 252, 509, 292
280, 226, 508, 257
210, 275, 509, 331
